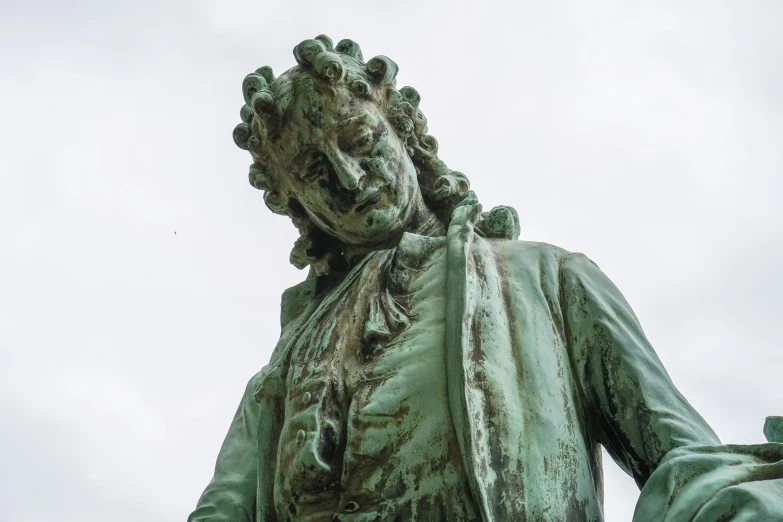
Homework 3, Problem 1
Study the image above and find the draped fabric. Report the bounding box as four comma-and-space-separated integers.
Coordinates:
634, 445, 783, 521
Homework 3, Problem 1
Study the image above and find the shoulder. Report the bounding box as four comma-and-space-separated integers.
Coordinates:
487, 239, 610, 298
559, 252, 608, 292
278, 270, 347, 329
492, 239, 603, 276
488, 238, 572, 274
279, 277, 318, 329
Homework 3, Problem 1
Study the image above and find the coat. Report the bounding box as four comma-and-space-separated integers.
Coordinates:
189, 201, 783, 521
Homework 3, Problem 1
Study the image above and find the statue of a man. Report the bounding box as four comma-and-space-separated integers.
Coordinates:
190, 35, 783, 521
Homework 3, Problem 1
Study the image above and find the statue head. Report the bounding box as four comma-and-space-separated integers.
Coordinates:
233, 35, 514, 275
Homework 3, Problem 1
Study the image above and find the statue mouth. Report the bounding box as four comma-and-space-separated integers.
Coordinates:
354, 190, 383, 212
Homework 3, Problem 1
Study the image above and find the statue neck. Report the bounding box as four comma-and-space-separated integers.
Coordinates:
405, 193, 446, 238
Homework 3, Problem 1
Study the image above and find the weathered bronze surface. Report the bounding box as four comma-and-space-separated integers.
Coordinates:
190, 35, 783, 521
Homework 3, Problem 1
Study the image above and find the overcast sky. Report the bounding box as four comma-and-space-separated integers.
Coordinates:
1, 1, 781, 520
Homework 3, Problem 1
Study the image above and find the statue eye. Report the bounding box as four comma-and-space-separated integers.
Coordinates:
342, 130, 374, 155
299, 155, 327, 182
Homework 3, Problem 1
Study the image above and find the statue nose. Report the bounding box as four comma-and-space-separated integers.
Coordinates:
325, 149, 362, 191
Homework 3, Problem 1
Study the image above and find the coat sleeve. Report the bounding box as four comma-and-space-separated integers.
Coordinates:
560, 252, 783, 521
187, 372, 263, 522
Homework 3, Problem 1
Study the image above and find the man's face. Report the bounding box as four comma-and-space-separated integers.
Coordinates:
272, 80, 420, 247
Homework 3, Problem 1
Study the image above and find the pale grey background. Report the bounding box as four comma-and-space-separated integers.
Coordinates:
1, 0, 781, 520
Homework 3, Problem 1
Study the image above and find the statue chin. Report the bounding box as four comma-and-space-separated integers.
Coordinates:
355, 207, 408, 243
315, 198, 417, 249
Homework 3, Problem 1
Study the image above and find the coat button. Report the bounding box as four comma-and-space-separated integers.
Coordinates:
302, 391, 311, 404
343, 501, 360, 513
296, 430, 306, 445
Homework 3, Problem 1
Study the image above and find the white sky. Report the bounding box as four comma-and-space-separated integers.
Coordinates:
1, 1, 781, 520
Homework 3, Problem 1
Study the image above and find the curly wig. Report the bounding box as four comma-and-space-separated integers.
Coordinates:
233, 35, 515, 275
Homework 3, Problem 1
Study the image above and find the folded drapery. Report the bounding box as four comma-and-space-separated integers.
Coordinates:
633, 418, 783, 521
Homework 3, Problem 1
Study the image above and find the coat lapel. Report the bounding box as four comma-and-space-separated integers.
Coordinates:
444, 194, 496, 522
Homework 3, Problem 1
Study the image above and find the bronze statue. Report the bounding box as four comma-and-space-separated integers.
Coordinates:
189, 35, 783, 521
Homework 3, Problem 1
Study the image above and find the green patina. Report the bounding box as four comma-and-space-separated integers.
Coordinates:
191, 35, 783, 521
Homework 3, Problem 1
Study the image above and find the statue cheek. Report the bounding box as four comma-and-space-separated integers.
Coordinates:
362, 207, 399, 232
370, 135, 409, 180
372, 153, 411, 187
